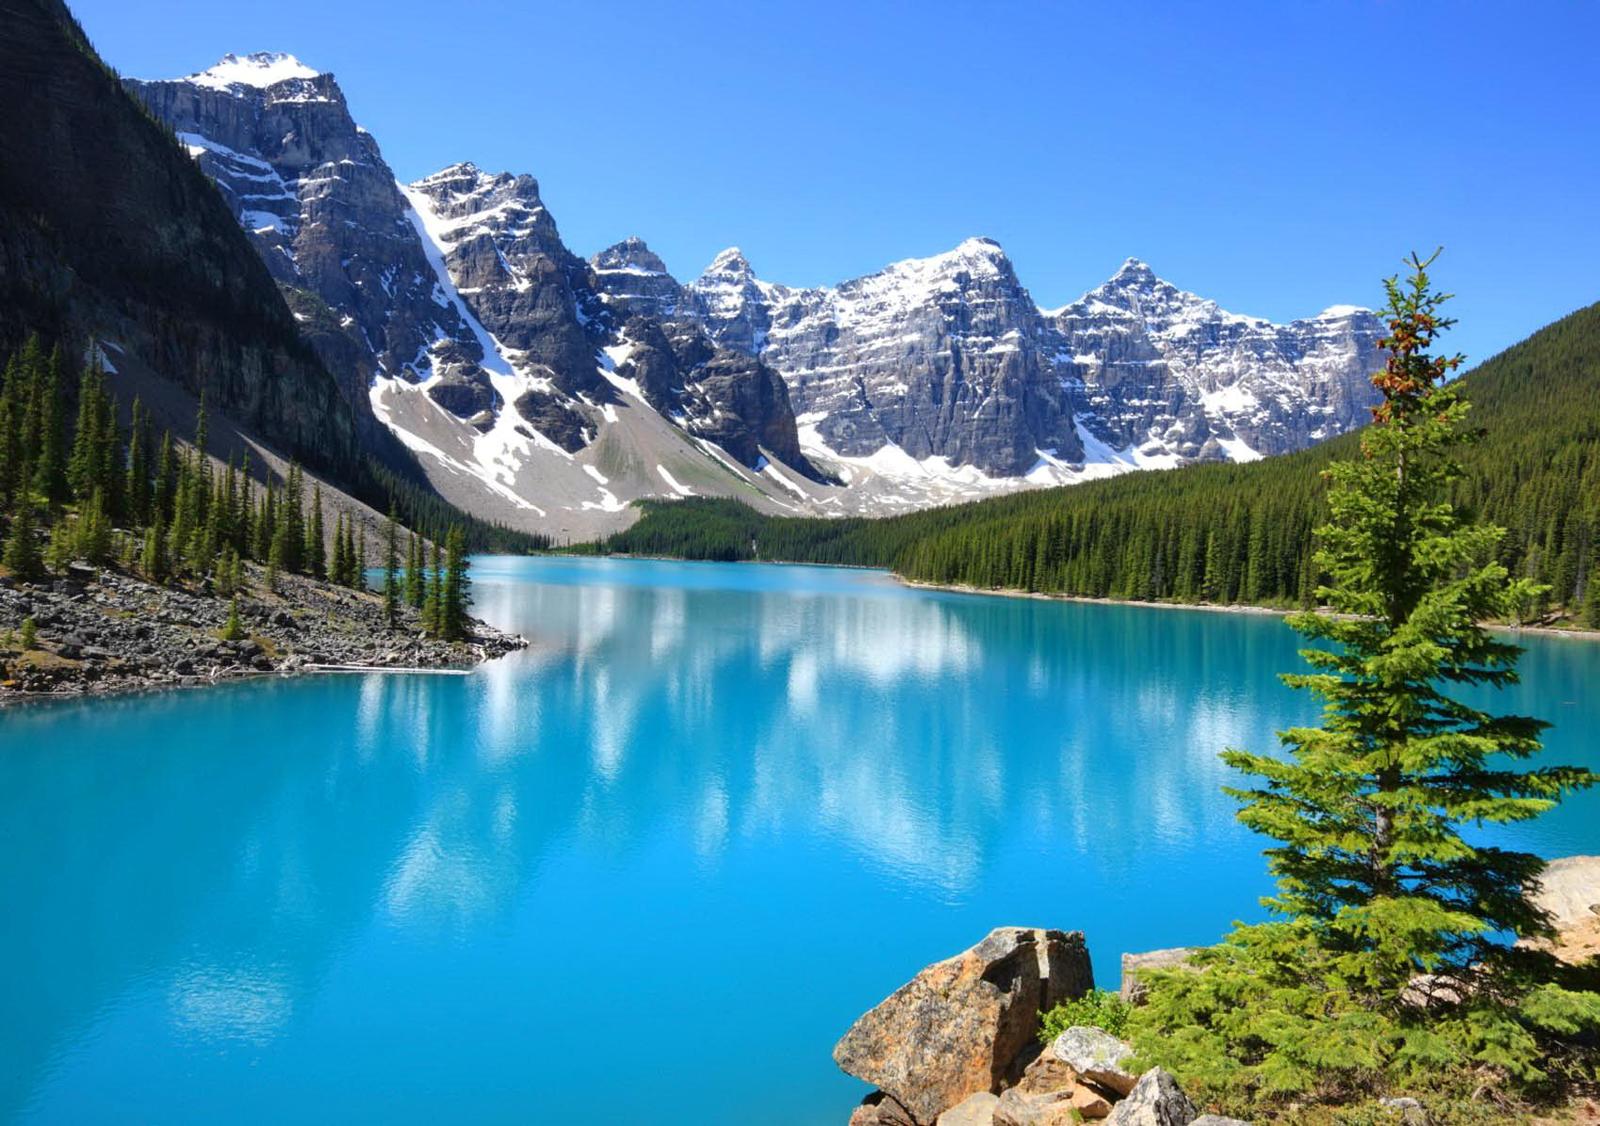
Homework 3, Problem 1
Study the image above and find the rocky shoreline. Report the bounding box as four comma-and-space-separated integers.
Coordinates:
0, 561, 526, 703
835, 859, 1600, 1125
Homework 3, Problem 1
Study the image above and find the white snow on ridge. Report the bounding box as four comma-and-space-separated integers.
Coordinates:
368, 382, 543, 514
175, 131, 277, 173
656, 465, 695, 497
400, 183, 519, 382
395, 182, 577, 496
186, 52, 321, 91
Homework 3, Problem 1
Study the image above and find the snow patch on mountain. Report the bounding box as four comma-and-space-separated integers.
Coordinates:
186, 52, 321, 91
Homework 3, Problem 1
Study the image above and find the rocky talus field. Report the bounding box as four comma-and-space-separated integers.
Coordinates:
0, 562, 524, 701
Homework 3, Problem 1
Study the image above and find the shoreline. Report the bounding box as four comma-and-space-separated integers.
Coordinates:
573, 552, 1600, 641
0, 561, 527, 707
896, 576, 1600, 641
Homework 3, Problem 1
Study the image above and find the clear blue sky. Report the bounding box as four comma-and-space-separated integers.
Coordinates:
73, 0, 1599, 364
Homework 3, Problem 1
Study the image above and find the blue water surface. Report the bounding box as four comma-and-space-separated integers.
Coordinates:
2, 557, 1597, 1124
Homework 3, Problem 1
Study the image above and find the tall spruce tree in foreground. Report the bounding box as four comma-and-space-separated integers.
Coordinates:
1129, 254, 1600, 1113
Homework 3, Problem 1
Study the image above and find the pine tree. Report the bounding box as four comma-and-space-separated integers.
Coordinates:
0, 362, 20, 513
406, 532, 424, 607
19, 616, 37, 650
277, 466, 305, 575
141, 511, 168, 583
16, 337, 44, 469
154, 431, 177, 524
67, 364, 105, 503
45, 519, 73, 573
1128, 254, 1600, 1110
1584, 550, 1600, 630
330, 512, 347, 587
125, 397, 150, 526
421, 540, 442, 635
32, 347, 68, 510
440, 525, 470, 640
220, 597, 244, 642
254, 483, 276, 562
307, 484, 326, 579
74, 487, 112, 566
4, 494, 43, 580
382, 506, 400, 626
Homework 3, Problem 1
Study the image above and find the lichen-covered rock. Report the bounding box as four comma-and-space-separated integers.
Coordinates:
1103, 1068, 1196, 1126
833, 927, 1093, 1125
1050, 1026, 1137, 1096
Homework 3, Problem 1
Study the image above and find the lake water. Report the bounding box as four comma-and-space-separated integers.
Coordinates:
2, 557, 1597, 1124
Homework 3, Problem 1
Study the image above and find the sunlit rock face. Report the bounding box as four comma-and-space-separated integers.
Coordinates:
688, 246, 1383, 477
130, 59, 823, 531
1047, 259, 1385, 462
690, 238, 1083, 477
130, 53, 1383, 523
126, 56, 496, 427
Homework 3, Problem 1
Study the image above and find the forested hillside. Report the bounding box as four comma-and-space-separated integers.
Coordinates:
601, 301, 1600, 623
0, 0, 544, 553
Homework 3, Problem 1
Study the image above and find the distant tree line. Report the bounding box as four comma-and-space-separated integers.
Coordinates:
601, 301, 1600, 626
0, 335, 474, 640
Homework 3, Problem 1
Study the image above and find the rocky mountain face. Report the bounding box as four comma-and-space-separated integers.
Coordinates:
692, 238, 1084, 477
122, 47, 1383, 533
401, 162, 612, 449
686, 244, 1384, 481
125, 56, 495, 443
0, 11, 362, 479
1047, 259, 1385, 463
129, 56, 823, 534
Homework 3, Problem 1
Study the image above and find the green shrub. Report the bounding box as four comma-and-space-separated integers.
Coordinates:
219, 598, 244, 642
1039, 988, 1132, 1043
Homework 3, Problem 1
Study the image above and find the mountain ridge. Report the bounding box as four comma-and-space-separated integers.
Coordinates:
124, 49, 1389, 537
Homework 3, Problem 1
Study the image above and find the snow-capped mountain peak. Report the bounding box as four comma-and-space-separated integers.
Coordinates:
593, 236, 669, 276
185, 52, 322, 91
702, 246, 757, 278
1315, 303, 1371, 320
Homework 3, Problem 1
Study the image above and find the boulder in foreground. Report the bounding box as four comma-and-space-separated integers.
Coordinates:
1104, 1068, 1197, 1126
834, 927, 1093, 1124
1050, 1025, 1137, 1096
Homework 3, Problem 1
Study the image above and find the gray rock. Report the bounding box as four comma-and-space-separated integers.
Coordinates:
833, 927, 1093, 1126
688, 246, 1382, 480
1190, 1117, 1251, 1126
1528, 855, 1600, 929
1104, 1068, 1196, 1126
1377, 1096, 1427, 1124
850, 1091, 918, 1126
1047, 261, 1383, 462
1120, 947, 1200, 1004
1050, 1026, 1137, 1096
936, 1092, 999, 1126
994, 1083, 1111, 1124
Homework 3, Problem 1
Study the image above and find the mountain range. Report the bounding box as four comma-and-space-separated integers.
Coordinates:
115, 51, 1386, 539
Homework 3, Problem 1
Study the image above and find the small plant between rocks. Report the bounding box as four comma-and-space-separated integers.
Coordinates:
1041, 990, 1132, 1043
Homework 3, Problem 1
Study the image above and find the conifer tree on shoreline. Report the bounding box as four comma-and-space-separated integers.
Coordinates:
1128, 254, 1600, 1113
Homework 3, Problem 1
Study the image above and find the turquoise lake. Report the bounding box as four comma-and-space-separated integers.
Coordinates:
2, 556, 1597, 1123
